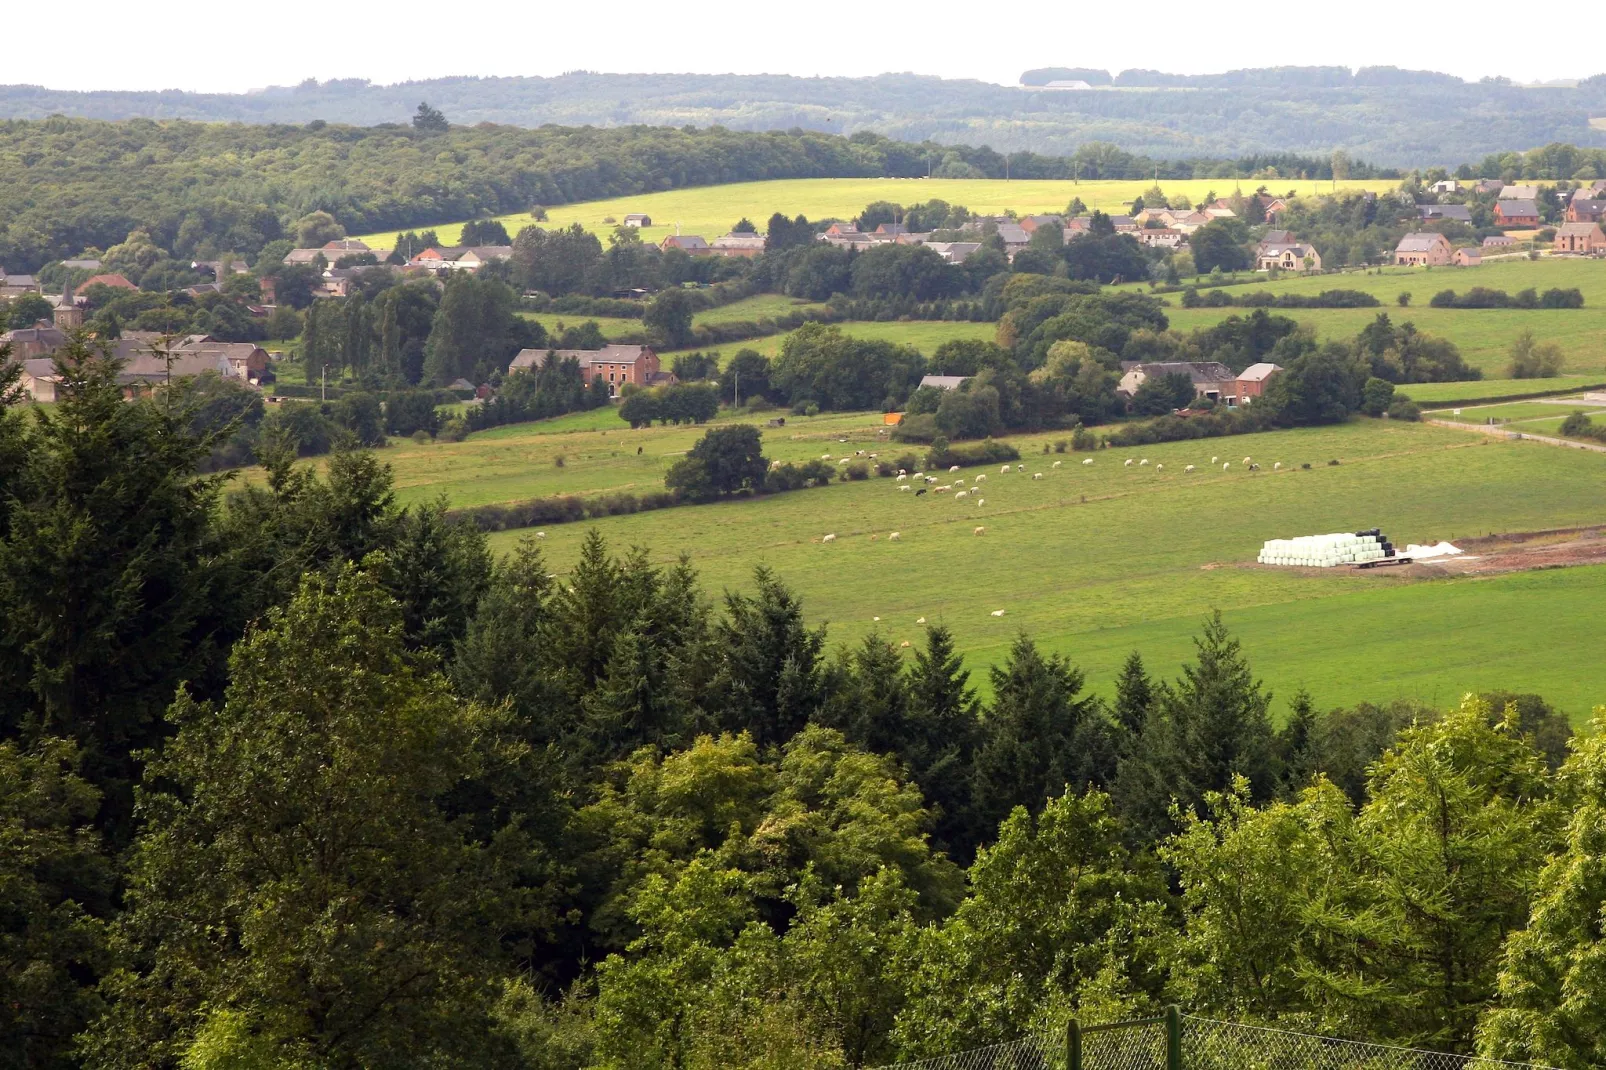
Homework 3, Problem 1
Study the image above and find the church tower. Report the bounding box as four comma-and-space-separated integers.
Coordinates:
52, 286, 84, 330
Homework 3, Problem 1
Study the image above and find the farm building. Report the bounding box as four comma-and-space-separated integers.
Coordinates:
1138, 228, 1186, 249
1498, 185, 1540, 200
660, 235, 710, 253
1553, 222, 1606, 254
1493, 200, 1541, 227
1454, 248, 1481, 266
1475, 178, 1505, 195
1394, 232, 1453, 266
918, 375, 972, 391
508, 343, 666, 397
623, 214, 652, 228
1231, 362, 1282, 404
1429, 179, 1459, 193
1482, 234, 1516, 248
1117, 361, 1237, 402
1418, 204, 1472, 223
80, 272, 137, 292
710, 233, 767, 257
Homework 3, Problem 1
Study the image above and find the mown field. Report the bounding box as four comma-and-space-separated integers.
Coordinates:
295, 406, 1606, 716
1156, 258, 1606, 377
354, 176, 1396, 249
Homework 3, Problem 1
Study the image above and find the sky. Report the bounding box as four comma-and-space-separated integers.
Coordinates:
19, 0, 1591, 94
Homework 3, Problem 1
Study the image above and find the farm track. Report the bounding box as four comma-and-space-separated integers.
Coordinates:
1426, 418, 1606, 454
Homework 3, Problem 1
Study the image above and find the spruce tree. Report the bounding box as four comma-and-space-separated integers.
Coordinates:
709, 566, 825, 746
1112, 651, 1154, 743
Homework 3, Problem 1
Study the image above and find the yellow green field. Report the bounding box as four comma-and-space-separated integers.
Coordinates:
354, 177, 1396, 250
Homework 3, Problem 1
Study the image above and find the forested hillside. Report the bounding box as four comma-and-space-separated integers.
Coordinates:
5, 66, 1606, 163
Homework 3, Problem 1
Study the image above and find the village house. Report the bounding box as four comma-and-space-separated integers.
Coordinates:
0, 274, 39, 298
507, 343, 666, 397
1108, 214, 1140, 233
1394, 232, 1453, 266
1429, 179, 1459, 194
1454, 248, 1481, 266
1566, 198, 1606, 224
1137, 228, 1186, 249
1255, 241, 1321, 272
822, 222, 860, 238
993, 222, 1031, 256
1553, 222, 1606, 255
1231, 362, 1282, 404
660, 235, 710, 253
917, 374, 972, 391
709, 232, 767, 257
8, 332, 270, 401
1493, 200, 1541, 227
448, 246, 514, 271
1116, 361, 1237, 402
1498, 185, 1540, 201
1475, 179, 1505, 195
1018, 214, 1065, 234
1482, 234, 1516, 248
80, 273, 137, 293
925, 241, 982, 264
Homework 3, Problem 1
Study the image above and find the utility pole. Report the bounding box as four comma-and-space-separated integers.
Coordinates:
733, 367, 740, 409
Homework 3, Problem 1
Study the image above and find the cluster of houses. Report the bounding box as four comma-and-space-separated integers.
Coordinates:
272, 238, 514, 300
2, 318, 271, 403
1392, 178, 1606, 265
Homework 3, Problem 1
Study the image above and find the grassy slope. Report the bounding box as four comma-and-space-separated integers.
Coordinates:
354, 177, 1396, 249
1155, 259, 1606, 376
359, 414, 1606, 716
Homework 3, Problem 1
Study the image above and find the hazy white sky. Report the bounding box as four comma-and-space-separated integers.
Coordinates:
19, 0, 1588, 93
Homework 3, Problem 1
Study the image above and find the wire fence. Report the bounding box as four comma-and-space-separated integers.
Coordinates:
873, 1008, 1563, 1070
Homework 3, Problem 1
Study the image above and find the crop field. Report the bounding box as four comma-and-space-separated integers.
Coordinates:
309, 409, 1606, 716
1156, 259, 1606, 376
353, 177, 1396, 250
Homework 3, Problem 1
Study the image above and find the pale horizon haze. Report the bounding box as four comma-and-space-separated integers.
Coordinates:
10, 0, 1594, 94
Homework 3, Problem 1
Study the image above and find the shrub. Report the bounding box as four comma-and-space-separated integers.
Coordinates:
1387, 398, 1422, 421
410, 429, 430, 444
1559, 411, 1606, 442
1397, 292, 1411, 306
1071, 426, 1098, 451
844, 461, 870, 480
1054, 439, 1068, 453
438, 416, 468, 442
926, 438, 1020, 469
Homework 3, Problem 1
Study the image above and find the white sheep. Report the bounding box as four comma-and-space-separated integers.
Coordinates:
889, 532, 901, 541
915, 616, 926, 624
897, 473, 908, 481
990, 609, 1006, 617
1156, 463, 1164, 471
898, 485, 911, 492
1243, 456, 1252, 465
954, 477, 965, 485
1016, 464, 1024, 472
1033, 472, 1044, 480
856, 450, 865, 457
1052, 461, 1062, 468
935, 485, 951, 493
1273, 462, 1282, 470
1184, 464, 1195, 473
822, 453, 832, 459
1001, 464, 1011, 474
838, 458, 849, 465
869, 453, 877, 459
534, 531, 547, 539
913, 471, 924, 479
974, 526, 987, 535
1223, 462, 1230, 470
955, 490, 969, 499
822, 533, 836, 542
976, 498, 985, 507
1125, 458, 1134, 467
949, 464, 961, 473
897, 468, 906, 475
976, 474, 987, 482
1211, 456, 1218, 464
926, 476, 938, 483
1083, 458, 1094, 466
873, 615, 880, 620
900, 640, 911, 648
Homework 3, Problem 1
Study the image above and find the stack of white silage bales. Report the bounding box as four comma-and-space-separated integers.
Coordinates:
1257, 531, 1388, 567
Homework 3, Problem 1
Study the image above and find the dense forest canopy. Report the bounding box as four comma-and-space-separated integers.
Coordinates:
0, 117, 1379, 272
3, 66, 1605, 164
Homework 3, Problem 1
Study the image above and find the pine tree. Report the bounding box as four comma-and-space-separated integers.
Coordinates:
903, 625, 983, 855
1112, 651, 1154, 743
709, 566, 825, 746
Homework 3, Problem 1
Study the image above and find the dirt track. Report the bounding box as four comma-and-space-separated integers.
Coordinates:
1421, 526, 1606, 576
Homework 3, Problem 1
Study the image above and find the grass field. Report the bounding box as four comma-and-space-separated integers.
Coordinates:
1156, 259, 1606, 376
311, 407, 1606, 716
353, 177, 1397, 251
1433, 399, 1606, 422
1399, 376, 1606, 404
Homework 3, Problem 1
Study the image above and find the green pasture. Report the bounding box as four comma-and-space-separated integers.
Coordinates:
1400, 376, 1606, 404
403, 415, 1606, 715
354, 177, 1396, 250
1158, 259, 1606, 376
1433, 399, 1606, 422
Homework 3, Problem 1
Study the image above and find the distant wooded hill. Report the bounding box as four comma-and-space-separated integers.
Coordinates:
5, 67, 1606, 164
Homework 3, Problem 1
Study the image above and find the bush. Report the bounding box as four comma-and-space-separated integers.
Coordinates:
385, 390, 444, 437
1361, 377, 1397, 417
844, 461, 870, 480
1071, 426, 1098, 451
764, 459, 836, 492
1507, 330, 1566, 379
438, 416, 468, 442
1386, 398, 1422, 421
1559, 411, 1606, 442
890, 413, 939, 443
925, 438, 1020, 469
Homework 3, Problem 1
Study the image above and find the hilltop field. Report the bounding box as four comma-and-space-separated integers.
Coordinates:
293, 401, 1606, 717
354, 176, 1395, 249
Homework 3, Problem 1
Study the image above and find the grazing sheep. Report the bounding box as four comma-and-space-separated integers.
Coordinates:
973, 526, 986, 535
1211, 456, 1218, 464
869, 453, 877, 459
1001, 465, 1011, 474
870, 534, 878, 541
898, 485, 911, 492
1243, 457, 1252, 465
1140, 459, 1150, 466
873, 615, 880, 620
839, 438, 847, 443
889, 532, 901, 541
949, 465, 961, 473
954, 477, 965, 485
900, 640, 911, 648
822, 453, 831, 459
1184, 464, 1195, 473
916, 616, 926, 624
1223, 462, 1230, 470
915, 488, 927, 496
976, 474, 986, 482
1156, 463, 1164, 471
534, 531, 547, 539
897, 473, 908, 481
1125, 458, 1134, 467
976, 498, 985, 507
1083, 458, 1094, 466
1052, 461, 1062, 468
913, 471, 924, 479
838, 458, 849, 465
955, 490, 969, 499
1274, 462, 1282, 470
1249, 463, 1261, 471
1033, 472, 1044, 480
1016, 464, 1025, 472
822, 533, 837, 543
990, 609, 1006, 617
856, 450, 865, 456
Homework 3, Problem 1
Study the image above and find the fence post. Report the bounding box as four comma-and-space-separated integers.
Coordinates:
1066, 1018, 1082, 1070
1165, 1005, 1183, 1070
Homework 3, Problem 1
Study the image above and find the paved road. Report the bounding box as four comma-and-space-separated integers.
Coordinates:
1426, 418, 1606, 454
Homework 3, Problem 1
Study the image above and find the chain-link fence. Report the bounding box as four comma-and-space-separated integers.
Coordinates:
874, 1008, 1562, 1070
